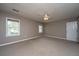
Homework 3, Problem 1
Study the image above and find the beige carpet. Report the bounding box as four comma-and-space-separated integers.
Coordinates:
0, 37, 79, 56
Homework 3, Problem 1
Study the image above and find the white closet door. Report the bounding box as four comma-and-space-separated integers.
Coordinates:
66, 21, 78, 42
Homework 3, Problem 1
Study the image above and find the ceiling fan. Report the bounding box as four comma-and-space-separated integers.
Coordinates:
43, 14, 49, 21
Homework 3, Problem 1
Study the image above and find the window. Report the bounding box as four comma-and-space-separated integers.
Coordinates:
38, 25, 43, 33
6, 18, 20, 36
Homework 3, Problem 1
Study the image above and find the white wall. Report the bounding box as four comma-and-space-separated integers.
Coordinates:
44, 20, 66, 39
44, 18, 79, 42
0, 11, 42, 45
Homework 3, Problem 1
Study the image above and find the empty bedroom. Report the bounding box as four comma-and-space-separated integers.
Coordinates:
0, 3, 79, 56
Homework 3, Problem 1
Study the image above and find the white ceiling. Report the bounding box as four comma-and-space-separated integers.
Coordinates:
0, 3, 79, 22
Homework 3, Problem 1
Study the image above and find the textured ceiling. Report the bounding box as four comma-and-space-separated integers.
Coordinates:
0, 3, 79, 22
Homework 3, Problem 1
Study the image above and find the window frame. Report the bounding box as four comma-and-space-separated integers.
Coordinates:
38, 25, 43, 33
6, 17, 20, 37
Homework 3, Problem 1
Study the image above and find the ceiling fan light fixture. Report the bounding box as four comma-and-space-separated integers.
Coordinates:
44, 14, 49, 21
44, 17, 48, 21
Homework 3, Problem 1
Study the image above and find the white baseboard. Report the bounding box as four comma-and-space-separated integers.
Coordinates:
45, 35, 66, 40
45, 35, 79, 42
0, 36, 40, 47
